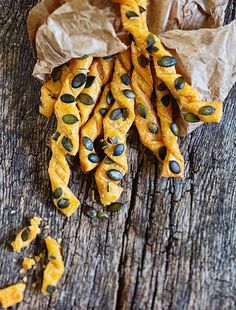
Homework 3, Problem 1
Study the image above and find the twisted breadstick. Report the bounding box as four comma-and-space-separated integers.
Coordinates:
49, 57, 92, 216
95, 49, 134, 206
77, 56, 116, 125
80, 84, 114, 173
131, 43, 166, 162
114, 0, 223, 123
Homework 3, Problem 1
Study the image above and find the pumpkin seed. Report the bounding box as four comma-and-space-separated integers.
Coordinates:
65, 154, 73, 166
121, 73, 131, 85
62, 136, 73, 152
97, 211, 109, 220
47, 285, 56, 295
53, 131, 60, 141
184, 113, 200, 123
169, 160, 181, 174
99, 108, 108, 117
85, 76, 95, 88
49, 255, 56, 260
82, 136, 94, 151
157, 56, 177, 67
88, 153, 100, 163
52, 67, 62, 82
110, 108, 123, 120
52, 187, 63, 199
126, 11, 139, 19
104, 157, 114, 165
78, 55, 88, 60
151, 90, 157, 106
72, 73, 87, 88
174, 76, 185, 90
147, 34, 155, 47
114, 144, 125, 156
107, 202, 125, 212
199, 106, 215, 115
60, 94, 75, 103
122, 108, 129, 120
158, 146, 167, 161
171, 123, 179, 136
148, 122, 158, 134
157, 82, 168, 91
146, 45, 159, 54
78, 93, 94, 105
108, 136, 118, 144
85, 206, 97, 219
161, 94, 171, 106
62, 114, 79, 124
137, 54, 149, 68
106, 91, 115, 105
103, 55, 113, 60
123, 89, 136, 99
139, 5, 146, 13
21, 228, 31, 241
137, 103, 146, 118
106, 169, 123, 181
57, 198, 70, 209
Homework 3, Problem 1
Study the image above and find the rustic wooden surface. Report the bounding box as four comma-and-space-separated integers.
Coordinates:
0, 1, 235, 309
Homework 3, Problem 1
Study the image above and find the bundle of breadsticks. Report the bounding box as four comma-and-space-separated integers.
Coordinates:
40, 0, 223, 216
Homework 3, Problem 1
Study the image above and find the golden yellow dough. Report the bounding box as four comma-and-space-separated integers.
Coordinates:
22, 257, 36, 270
49, 57, 93, 216
95, 49, 135, 206
41, 237, 64, 296
114, 0, 223, 123
0, 283, 26, 309
11, 217, 41, 252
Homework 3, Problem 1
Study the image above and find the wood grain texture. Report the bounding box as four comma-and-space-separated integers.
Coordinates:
0, 0, 235, 309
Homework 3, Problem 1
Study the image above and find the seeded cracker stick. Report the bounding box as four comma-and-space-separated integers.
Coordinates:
95, 49, 135, 206
114, 0, 223, 123
49, 57, 93, 216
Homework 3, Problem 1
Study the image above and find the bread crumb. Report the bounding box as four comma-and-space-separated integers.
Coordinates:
19, 268, 25, 274
10, 210, 16, 215
57, 238, 62, 244
22, 276, 27, 283
32, 283, 36, 288
22, 257, 36, 270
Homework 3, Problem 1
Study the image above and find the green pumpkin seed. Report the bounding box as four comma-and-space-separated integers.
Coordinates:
174, 76, 185, 90
158, 146, 167, 161
88, 153, 100, 163
78, 93, 95, 105
47, 285, 56, 295
52, 67, 62, 82
97, 211, 109, 220
123, 89, 136, 99
82, 136, 94, 151
171, 123, 179, 136
157, 56, 177, 67
85, 206, 97, 219
157, 82, 168, 91
121, 73, 131, 85
139, 5, 146, 13
113, 144, 125, 156
65, 154, 74, 166
99, 108, 108, 117
53, 131, 60, 141
137, 103, 146, 118
21, 228, 31, 241
122, 108, 129, 120
52, 187, 63, 199
110, 108, 123, 120
72, 73, 87, 88
85, 76, 95, 88
104, 157, 114, 165
107, 202, 125, 212
199, 106, 215, 115
161, 94, 171, 106
103, 55, 113, 60
106, 169, 123, 181
146, 45, 159, 54
126, 11, 139, 19
147, 34, 155, 47
48, 255, 57, 260
148, 122, 158, 134
137, 54, 149, 68
60, 94, 75, 104
57, 198, 70, 209
106, 91, 115, 105
108, 136, 118, 144
184, 113, 200, 123
169, 161, 181, 174
62, 136, 73, 152
78, 55, 88, 60
62, 114, 79, 124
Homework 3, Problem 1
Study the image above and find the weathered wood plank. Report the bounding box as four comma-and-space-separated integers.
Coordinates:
0, 1, 235, 309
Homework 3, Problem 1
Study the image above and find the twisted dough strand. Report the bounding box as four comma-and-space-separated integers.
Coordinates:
114, 0, 223, 123
95, 49, 134, 206
49, 57, 92, 216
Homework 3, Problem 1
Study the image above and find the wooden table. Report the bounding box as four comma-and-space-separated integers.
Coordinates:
0, 1, 235, 309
